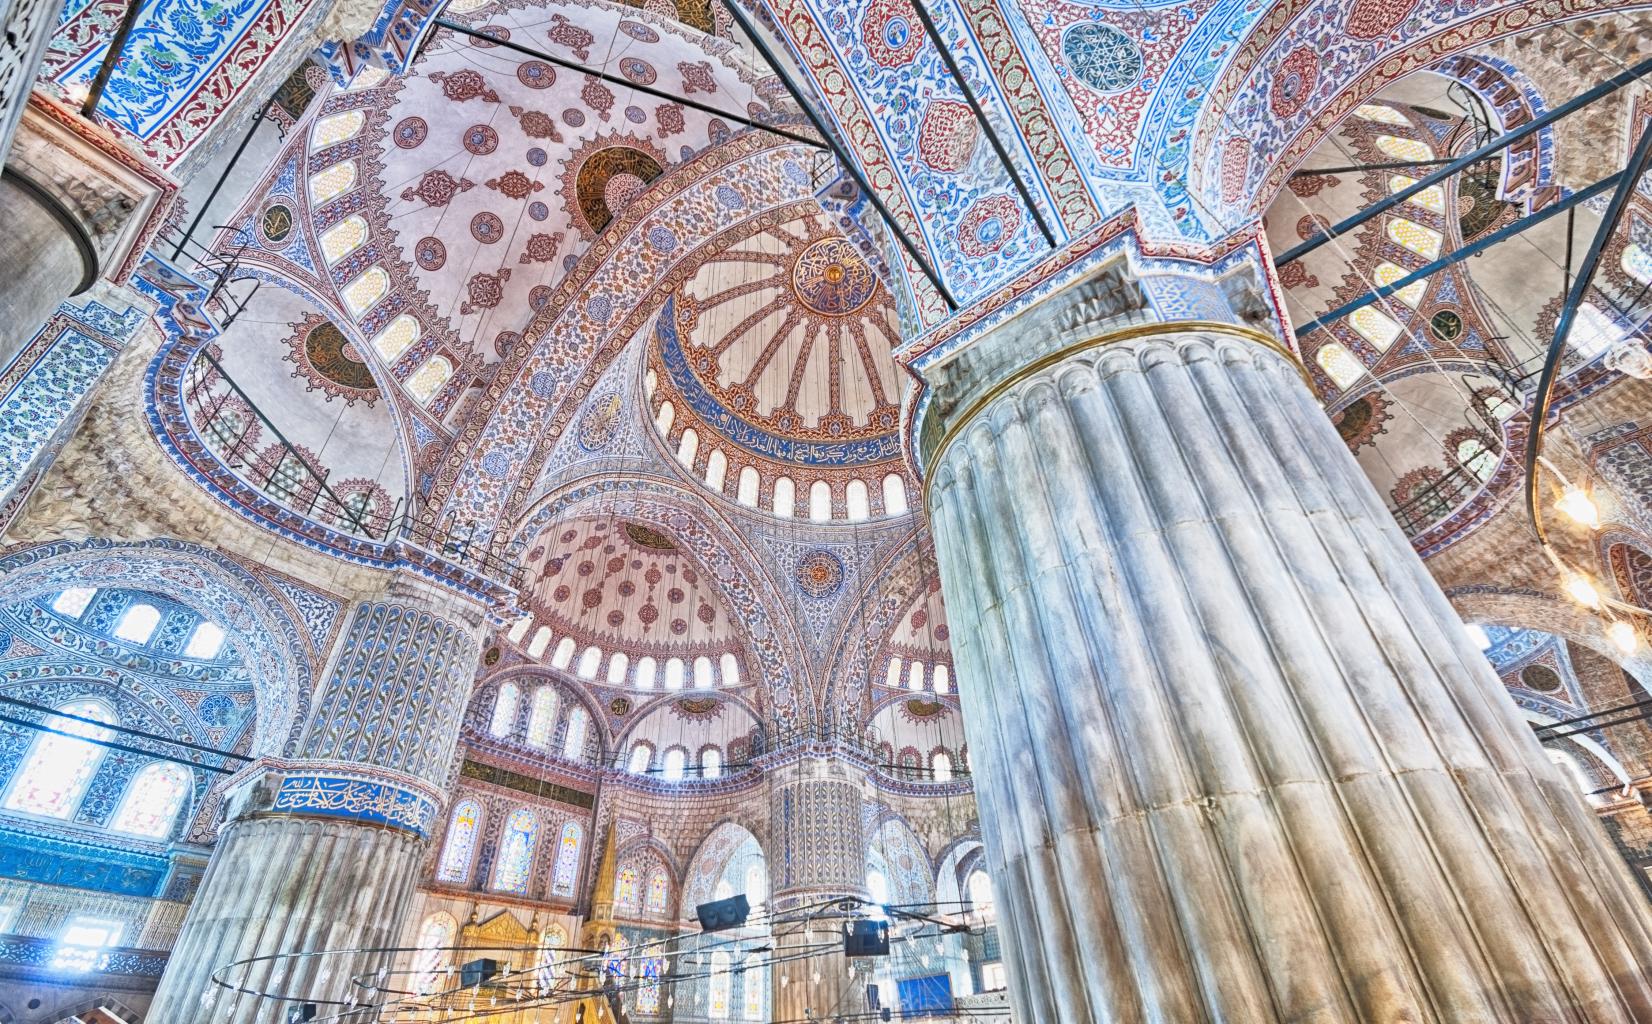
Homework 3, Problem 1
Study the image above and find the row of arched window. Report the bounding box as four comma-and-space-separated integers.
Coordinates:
503, 622, 746, 691
2, 699, 191, 839
486, 682, 590, 760
625, 741, 725, 780
883, 656, 951, 694
50, 588, 225, 659
614, 862, 672, 916
880, 744, 966, 783
435, 798, 585, 898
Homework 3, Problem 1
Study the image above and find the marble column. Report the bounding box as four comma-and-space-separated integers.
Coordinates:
768, 754, 869, 1022
923, 317, 1652, 1023
146, 573, 486, 1024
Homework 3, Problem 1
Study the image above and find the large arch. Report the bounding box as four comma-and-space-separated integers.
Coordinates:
0, 538, 313, 755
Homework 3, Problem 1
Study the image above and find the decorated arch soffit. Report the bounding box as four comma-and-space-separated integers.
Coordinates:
760, 0, 1652, 328
0, 538, 315, 757
511, 475, 814, 736
680, 819, 766, 912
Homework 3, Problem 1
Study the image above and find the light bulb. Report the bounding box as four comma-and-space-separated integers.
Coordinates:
1611, 620, 1640, 655
811, 970, 821, 984
1565, 573, 1603, 610
1555, 485, 1600, 529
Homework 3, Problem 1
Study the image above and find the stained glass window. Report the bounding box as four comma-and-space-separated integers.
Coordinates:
1624, 243, 1652, 286
4, 700, 114, 818
628, 742, 653, 774
437, 799, 481, 882
183, 622, 225, 659
932, 751, 953, 782
561, 707, 588, 761
552, 822, 583, 897
616, 867, 639, 911
313, 110, 366, 148
526, 687, 558, 749
489, 683, 519, 738
342, 266, 388, 318
1387, 218, 1442, 260
638, 956, 663, 1013
309, 161, 357, 204
1457, 437, 1499, 482
51, 588, 95, 618
1373, 262, 1427, 308
113, 603, 161, 644
407, 355, 454, 405
109, 762, 189, 838
1388, 174, 1445, 214
1349, 306, 1404, 352
1375, 134, 1433, 163
536, 925, 566, 992
1315, 343, 1366, 390
743, 952, 764, 1020
710, 951, 731, 1019
411, 912, 456, 995
373, 315, 421, 362
968, 870, 994, 914
645, 870, 668, 914
745, 863, 767, 908
52, 916, 123, 971
1354, 103, 1410, 125
492, 808, 539, 894
320, 216, 369, 264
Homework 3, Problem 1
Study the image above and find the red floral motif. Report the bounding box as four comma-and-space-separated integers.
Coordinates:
917, 101, 978, 173
429, 69, 499, 103
516, 60, 554, 89
1345, 0, 1419, 39
861, 0, 923, 68
460, 268, 512, 315
1276, 261, 1319, 289
486, 170, 545, 199
656, 104, 684, 138
547, 13, 593, 60
401, 170, 475, 208
1269, 47, 1319, 119
518, 231, 566, 264
677, 61, 717, 95
510, 106, 564, 142
957, 194, 1020, 257
582, 77, 615, 121
1287, 173, 1337, 199
1295, 215, 1320, 240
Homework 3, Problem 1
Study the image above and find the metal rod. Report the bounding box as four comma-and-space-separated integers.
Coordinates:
1524, 116, 1652, 546
174, 93, 278, 261
0, 713, 238, 774
716, 0, 959, 311
0, 694, 253, 761
80, 0, 145, 118
1278, 55, 1652, 266
434, 18, 826, 151
1292, 170, 1622, 336
1289, 157, 1455, 179
906, 0, 1055, 248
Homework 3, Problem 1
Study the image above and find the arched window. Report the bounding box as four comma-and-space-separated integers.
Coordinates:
1372, 262, 1427, 308
411, 912, 456, 995
720, 652, 740, 686
489, 683, 519, 738
701, 748, 722, 779
1570, 302, 1625, 358
967, 869, 994, 915
635, 656, 657, 690
706, 448, 727, 490
491, 809, 539, 894
1315, 343, 1366, 390
1623, 243, 1652, 286
4, 700, 114, 818
1349, 306, 1403, 352
714, 878, 734, 901
182, 622, 225, 659
882, 473, 909, 516
846, 479, 870, 521
1354, 103, 1409, 125
562, 707, 588, 761
664, 658, 685, 690
662, 748, 686, 782
693, 656, 714, 689
866, 869, 889, 906
551, 822, 583, 897
576, 646, 602, 679
736, 466, 759, 506
372, 314, 420, 362
772, 476, 795, 518
507, 616, 532, 643
743, 951, 765, 1020
908, 661, 925, 691
526, 687, 558, 749
809, 480, 832, 522
1456, 435, 1499, 482
52, 588, 95, 618
628, 742, 654, 774
655, 400, 675, 434
677, 428, 699, 467
615, 866, 639, 910
109, 762, 190, 838
1387, 218, 1442, 260
745, 862, 767, 908
407, 355, 454, 405
1375, 134, 1432, 163
934, 664, 951, 694
536, 924, 566, 992
1389, 174, 1445, 213
437, 799, 481, 882
932, 751, 953, 783
606, 652, 629, 685
528, 627, 552, 658
885, 657, 903, 687
551, 637, 576, 670
710, 950, 732, 1018
638, 956, 664, 1013
113, 603, 161, 644
646, 869, 668, 914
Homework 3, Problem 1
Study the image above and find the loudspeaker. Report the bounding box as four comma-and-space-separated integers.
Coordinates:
844, 919, 889, 957
285, 1007, 317, 1024
867, 982, 881, 1009
460, 957, 502, 987
696, 893, 750, 932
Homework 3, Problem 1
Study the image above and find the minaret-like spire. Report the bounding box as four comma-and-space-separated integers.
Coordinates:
586, 821, 620, 928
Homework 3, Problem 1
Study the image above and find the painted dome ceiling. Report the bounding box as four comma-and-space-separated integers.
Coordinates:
645, 209, 914, 522
879, 577, 952, 695
515, 515, 750, 689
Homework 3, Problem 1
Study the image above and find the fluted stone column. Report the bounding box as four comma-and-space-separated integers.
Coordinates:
147, 573, 486, 1023
768, 754, 869, 1021
923, 317, 1652, 1023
